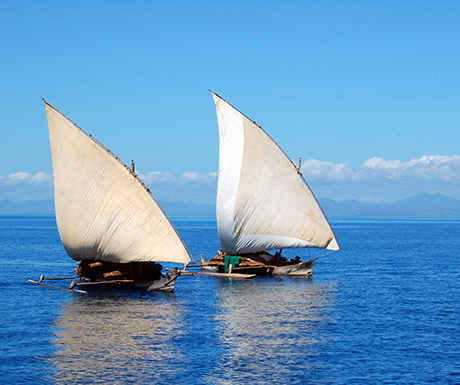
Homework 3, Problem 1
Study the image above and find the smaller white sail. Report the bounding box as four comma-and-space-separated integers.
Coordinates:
45, 101, 191, 265
212, 92, 340, 255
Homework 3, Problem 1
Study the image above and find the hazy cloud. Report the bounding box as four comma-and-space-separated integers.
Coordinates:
137, 170, 218, 204
139, 171, 175, 184
0, 172, 53, 186
302, 155, 460, 182
301, 160, 355, 180
180, 172, 218, 183
0, 172, 54, 202
301, 155, 460, 203
30, 172, 53, 184
137, 171, 217, 185
2, 156, 460, 204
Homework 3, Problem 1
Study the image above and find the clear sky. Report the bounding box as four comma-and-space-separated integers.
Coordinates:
1, 1, 460, 204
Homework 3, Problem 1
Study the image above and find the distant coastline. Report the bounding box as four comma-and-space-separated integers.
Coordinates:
319, 193, 460, 217
1, 193, 460, 217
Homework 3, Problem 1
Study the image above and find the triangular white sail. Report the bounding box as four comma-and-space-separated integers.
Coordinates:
45, 101, 191, 265
212, 92, 340, 255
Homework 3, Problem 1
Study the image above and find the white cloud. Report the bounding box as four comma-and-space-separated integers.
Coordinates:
30, 172, 53, 184
180, 171, 218, 183
136, 170, 218, 204
0, 172, 54, 202
138, 171, 175, 184
7, 172, 32, 183
299, 155, 460, 203
0, 172, 53, 186
137, 170, 217, 185
301, 155, 460, 182
2, 156, 460, 204
301, 159, 355, 180
180, 172, 203, 181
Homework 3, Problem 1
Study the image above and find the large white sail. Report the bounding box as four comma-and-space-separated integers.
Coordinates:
45, 102, 191, 265
212, 92, 340, 255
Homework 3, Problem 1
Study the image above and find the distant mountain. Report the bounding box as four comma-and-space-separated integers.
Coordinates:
319, 193, 460, 217
2, 193, 460, 217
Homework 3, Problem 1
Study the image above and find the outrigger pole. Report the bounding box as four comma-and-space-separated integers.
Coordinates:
28, 279, 87, 294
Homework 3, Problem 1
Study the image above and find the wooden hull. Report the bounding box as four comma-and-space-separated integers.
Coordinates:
167, 268, 255, 279
201, 255, 314, 277
146, 271, 179, 292
76, 270, 179, 292
75, 260, 180, 291
271, 261, 313, 276
29, 263, 181, 293
29, 274, 179, 293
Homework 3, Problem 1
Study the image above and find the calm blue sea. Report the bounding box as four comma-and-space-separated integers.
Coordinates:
1, 215, 460, 384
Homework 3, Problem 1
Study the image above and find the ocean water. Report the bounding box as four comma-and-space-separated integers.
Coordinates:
1, 215, 460, 384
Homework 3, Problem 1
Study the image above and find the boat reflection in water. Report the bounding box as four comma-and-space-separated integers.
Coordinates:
47, 278, 336, 384
206, 277, 337, 384
48, 292, 185, 384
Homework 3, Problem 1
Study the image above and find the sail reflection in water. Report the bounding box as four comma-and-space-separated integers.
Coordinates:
208, 278, 337, 384
49, 293, 186, 384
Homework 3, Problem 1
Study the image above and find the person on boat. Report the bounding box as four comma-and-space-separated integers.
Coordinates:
289, 256, 301, 265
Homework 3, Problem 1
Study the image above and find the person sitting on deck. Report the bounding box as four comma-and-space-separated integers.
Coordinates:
289, 256, 301, 264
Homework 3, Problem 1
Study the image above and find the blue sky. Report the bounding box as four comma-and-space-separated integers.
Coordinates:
1, 1, 460, 204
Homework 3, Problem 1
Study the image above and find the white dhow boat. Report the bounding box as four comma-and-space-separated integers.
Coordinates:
201, 92, 340, 277
30, 100, 192, 293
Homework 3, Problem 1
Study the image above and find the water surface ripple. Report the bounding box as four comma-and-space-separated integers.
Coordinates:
1, 215, 459, 384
